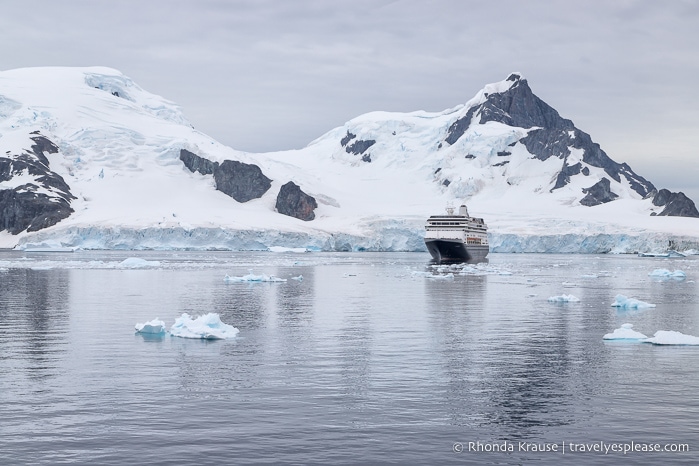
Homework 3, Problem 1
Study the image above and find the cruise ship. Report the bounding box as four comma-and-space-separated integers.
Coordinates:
424, 204, 489, 262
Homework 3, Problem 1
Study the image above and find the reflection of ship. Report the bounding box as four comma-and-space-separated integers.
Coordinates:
424, 204, 489, 262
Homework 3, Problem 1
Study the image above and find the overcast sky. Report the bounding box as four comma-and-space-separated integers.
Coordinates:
2, 0, 698, 200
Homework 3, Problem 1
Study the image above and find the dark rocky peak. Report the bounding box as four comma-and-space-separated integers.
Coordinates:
275, 182, 317, 221
453, 74, 657, 200
479, 76, 573, 131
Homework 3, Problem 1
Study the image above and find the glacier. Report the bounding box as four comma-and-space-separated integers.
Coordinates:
11, 223, 699, 254
1, 66, 699, 253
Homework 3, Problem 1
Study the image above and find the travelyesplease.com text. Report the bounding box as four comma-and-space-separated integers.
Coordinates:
453, 440, 689, 455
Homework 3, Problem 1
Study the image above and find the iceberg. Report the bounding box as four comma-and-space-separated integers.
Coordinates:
224, 270, 287, 282
547, 294, 580, 303
603, 323, 648, 340
648, 269, 686, 280
644, 330, 699, 346
169, 313, 239, 340
611, 294, 656, 310
135, 318, 167, 334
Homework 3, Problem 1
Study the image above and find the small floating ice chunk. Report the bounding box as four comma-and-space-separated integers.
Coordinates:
648, 269, 686, 280
135, 318, 167, 334
169, 313, 239, 340
603, 323, 648, 340
548, 294, 580, 303
644, 330, 699, 346
119, 257, 161, 268
611, 294, 656, 309
224, 270, 287, 282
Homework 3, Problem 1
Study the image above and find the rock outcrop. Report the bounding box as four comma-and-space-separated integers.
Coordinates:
340, 130, 374, 162
652, 189, 699, 217
0, 132, 75, 234
179, 148, 216, 175
580, 178, 618, 206
214, 160, 271, 203
179, 149, 271, 202
275, 181, 317, 221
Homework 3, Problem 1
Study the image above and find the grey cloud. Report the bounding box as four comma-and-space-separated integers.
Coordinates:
1, 0, 697, 198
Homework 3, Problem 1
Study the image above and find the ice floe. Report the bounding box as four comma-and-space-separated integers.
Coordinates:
169, 313, 239, 340
119, 257, 161, 268
644, 330, 699, 346
602, 325, 699, 346
603, 323, 648, 340
648, 269, 686, 280
547, 294, 580, 303
610, 294, 656, 310
412, 270, 454, 280
134, 318, 167, 334
268, 246, 308, 253
224, 270, 287, 282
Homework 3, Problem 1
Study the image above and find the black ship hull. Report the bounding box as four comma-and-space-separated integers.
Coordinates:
425, 238, 489, 263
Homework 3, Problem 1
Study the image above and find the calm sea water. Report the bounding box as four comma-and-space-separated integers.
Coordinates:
1, 250, 698, 465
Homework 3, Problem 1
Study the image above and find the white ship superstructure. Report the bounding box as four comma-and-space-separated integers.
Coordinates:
424, 205, 489, 262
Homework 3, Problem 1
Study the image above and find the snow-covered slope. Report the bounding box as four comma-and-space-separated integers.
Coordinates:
0, 67, 697, 253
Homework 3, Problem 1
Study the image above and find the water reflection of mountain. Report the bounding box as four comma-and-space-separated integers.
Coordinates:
425, 268, 607, 438
0, 268, 70, 384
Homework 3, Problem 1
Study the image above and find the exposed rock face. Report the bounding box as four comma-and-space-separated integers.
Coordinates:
553, 162, 582, 190
179, 149, 271, 202
580, 178, 618, 206
340, 131, 374, 162
180, 148, 216, 175
340, 131, 356, 147
214, 160, 271, 203
445, 105, 478, 145
0, 133, 75, 234
345, 139, 375, 155
275, 182, 317, 221
652, 189, 699, 217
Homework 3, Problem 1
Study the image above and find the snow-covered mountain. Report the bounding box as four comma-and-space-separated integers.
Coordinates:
1, 67, 697, 253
